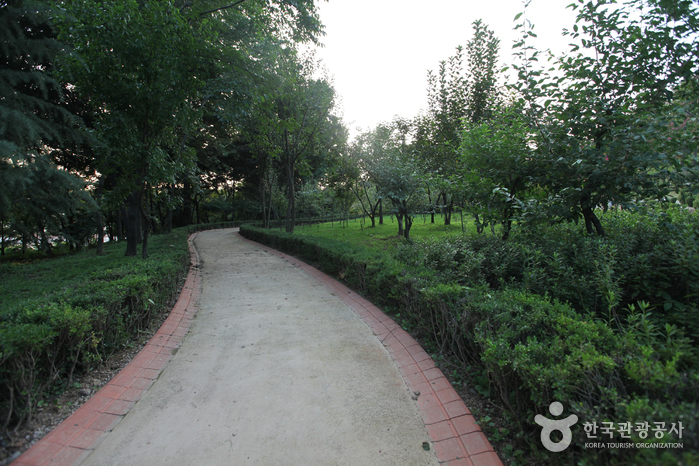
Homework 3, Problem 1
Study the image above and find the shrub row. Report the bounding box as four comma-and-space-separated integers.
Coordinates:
0, 229, 191, 430
240, 215, 698, 465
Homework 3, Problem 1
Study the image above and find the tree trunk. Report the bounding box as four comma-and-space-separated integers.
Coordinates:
194, 195, 201, 225
182, 181, 193, 226
38, 221, 53, 255
474, 214, 484, 234
261, 178, 268, 229
165, 186, 173, 234
96, 213, 105, 254
426, 185, 435, 224
142, 192, 151, 259
396, 209, 404, 237
582, 206, 605, 237
444, 196, 453, 225
285, 156, 296, 233
267, 184, 274, 228
117, 206, 125, 241
501, 204, 513, 241
378, 198, 383, 225
125, 188, 143, 256
581, 196, 605, 236
96, 176, 106, 255
403, 205, 413, 240
502, 219, 513, 240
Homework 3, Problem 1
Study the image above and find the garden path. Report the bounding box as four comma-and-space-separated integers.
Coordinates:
16, 228, 500, 466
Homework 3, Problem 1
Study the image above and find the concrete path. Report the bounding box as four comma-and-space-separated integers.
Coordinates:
15, 228, 501, 466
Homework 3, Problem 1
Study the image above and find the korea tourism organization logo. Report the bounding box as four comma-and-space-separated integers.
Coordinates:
535, 402, 685, 452
535, 402, 578, 452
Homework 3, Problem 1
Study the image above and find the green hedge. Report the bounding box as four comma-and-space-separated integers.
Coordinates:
0, 228, 191, 430
240, 221, 698, 465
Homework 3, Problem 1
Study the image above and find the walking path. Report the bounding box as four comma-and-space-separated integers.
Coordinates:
15, 229, 501, 466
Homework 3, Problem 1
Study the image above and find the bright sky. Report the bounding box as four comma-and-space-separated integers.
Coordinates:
312, 0, 579, 138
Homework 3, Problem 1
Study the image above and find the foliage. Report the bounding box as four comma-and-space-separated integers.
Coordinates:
0, 1, 96, 254
413, 19, 502, 226
510, 0, 699, 236
458, 101, 533, 238
358, 120, 424, 239
247, 48, 343, 233
295, 181, 335, 218
57, 0, 211, 255
0, 228, 190, 429
342, 134, 382, 227
397, 237, 485, 286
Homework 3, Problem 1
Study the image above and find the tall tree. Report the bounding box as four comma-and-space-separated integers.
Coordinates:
418, 20, 501, 225
58, 0, 209, 256
1, 0, 95, 254
253, 49, 341, 233
58, 0, 326, 254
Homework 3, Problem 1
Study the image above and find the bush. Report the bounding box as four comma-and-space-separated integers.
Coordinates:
0, 228, 191, 430
513, 208, 699, 344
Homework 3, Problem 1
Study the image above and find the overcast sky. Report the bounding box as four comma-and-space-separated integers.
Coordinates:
310, 0, 579, 138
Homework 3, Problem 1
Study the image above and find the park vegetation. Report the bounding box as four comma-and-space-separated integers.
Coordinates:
1, 0, 698, 464
246, 0, 699, 464
1, 0, 339, 439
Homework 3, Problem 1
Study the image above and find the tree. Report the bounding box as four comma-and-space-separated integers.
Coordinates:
417, 20, 501, 225
178, 0, 325, 229
362, 121, 423, 240
1, 0, 95, 254
511, 0, 699, 236
459, 101, 534, 238
345, 132, 383, 227
58, 0, 327, 253
252, 49, 341, 233
58, 0, 209, 256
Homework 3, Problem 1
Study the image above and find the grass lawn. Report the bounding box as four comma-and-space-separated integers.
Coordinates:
294, 213, 483, 253
0, 230, 190, 314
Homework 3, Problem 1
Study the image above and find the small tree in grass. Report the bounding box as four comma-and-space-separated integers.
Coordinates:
361, 121, 423, 240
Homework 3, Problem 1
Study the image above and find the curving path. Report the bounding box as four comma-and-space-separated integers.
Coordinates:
15, 229, 501, 466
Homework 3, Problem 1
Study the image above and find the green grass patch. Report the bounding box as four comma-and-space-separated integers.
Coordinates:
293, 213, 482, 252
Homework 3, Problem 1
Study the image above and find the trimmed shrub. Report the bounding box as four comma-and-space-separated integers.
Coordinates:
0, 228, 191, 429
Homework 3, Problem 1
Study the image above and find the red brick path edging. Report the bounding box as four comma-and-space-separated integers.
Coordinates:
13, 233, 203, 466
237, 232, 503, 466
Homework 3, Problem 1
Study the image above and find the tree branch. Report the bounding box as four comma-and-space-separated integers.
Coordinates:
199, 0, 248, 16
